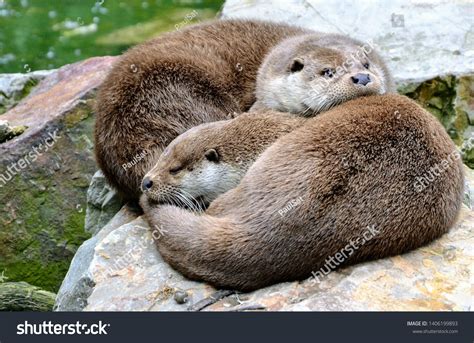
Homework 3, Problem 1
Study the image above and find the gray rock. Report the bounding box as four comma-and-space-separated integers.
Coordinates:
84, 217, 216, 311
0, 70, 54, 114
53, 237, 97, 311
0, 119, 10, 142
85, 170, 123, 236
0, 119, 27, 143
221, 0, 473, 82
54, 206, 137, 311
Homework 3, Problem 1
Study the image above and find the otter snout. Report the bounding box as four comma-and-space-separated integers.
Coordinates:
351, 73, 371, 86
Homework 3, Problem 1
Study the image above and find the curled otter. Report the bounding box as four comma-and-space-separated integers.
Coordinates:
141, 95, 464, 291
141, 31, 394, 205
95, 19, 394, 202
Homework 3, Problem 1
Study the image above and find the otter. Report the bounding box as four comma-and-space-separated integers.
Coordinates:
250, 33, 395, 115
95, 19, 394, 202
141, 94, 464, 291
95, 20, 309, 202
142, 112, 307, 207
140, 31, 393, 204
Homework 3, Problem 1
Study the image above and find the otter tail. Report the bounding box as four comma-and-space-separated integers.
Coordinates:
141, 196, 275, 291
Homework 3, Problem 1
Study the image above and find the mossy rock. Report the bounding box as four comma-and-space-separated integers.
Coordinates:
0, 71, 52, 115
0, 58, 116, 294
0, 106, 95, 292
399, 74, 474, 167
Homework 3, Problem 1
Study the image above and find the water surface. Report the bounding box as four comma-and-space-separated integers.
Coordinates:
0, 0, 223, 73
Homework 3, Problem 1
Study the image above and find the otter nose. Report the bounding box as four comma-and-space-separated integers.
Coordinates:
351, 73, 371, 86
142, 177, 153, 191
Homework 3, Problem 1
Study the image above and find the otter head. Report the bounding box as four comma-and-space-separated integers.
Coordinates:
256, 34, 395, 116
142, 123, 243, 209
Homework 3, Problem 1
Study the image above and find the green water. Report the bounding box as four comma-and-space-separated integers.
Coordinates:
0, 0, 224, 73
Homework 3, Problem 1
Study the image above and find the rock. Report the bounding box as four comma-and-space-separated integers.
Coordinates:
84, 217, 216, 311
85, 170, 123, 236
0, 281, 56, 311
174, 290, 189, 304
0, 56, 117, 293
54, 206, 137, 311
0, 70, 54, 114
222, 0, 473, 81
398, 75, 474, 167
222, 0, 474, 166
0, 119, 27, 143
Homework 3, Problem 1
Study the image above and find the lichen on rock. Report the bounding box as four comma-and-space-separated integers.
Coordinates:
0, 119, 27, 143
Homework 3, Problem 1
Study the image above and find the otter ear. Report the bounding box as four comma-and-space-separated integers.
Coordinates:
289, 58, 304, 73
205, 149, 219, 163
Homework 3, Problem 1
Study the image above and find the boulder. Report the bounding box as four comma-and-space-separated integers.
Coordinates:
0, 119, 27, 144
84, 170, 123, 236
0, 56, 116, 293
54, 207, 137, 311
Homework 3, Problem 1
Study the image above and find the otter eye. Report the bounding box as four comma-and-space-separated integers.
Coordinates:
169, 166, 182, 175
205, 148, 219, 163
290, 59, 304, 73
363, 62, 370, 69
321, 68, 335, 78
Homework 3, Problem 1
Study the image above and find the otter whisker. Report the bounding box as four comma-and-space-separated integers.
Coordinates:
171, 188, 200, 212
178, 189, 205, 213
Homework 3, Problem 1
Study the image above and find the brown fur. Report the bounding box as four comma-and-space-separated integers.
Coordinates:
143, 111, 307, 206
141, 94, 464, 291
95, 19, 308, 201
251, 33, 395, 115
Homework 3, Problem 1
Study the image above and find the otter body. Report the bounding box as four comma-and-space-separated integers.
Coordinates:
95, 20, 308, 201
142, 111, 307, 207
142, 95, 464, 291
